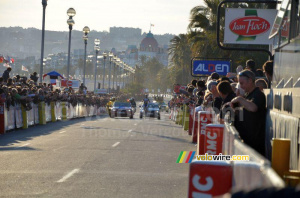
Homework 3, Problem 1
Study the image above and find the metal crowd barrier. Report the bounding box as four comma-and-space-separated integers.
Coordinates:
167, 105, 286, 197
0, 102, 107, 134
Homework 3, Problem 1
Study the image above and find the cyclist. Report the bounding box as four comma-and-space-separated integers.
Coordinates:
106, 97, 116, 117
143, 94, 150, 112
129, 97, 137, 113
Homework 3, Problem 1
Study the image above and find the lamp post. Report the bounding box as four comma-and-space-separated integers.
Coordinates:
66, 8, 76, 84
112, 57, 116, 91
108, 53, 113, 93
94, 39, 100, 92
39, 0, 48, 83
122, 63, 125, 88
102, 53, 107, 89
82, 26, 90, 85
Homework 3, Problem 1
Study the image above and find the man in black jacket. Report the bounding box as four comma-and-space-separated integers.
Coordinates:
230, 70, 266, 156
2, 67, 11, 82
30, 72, 39, 84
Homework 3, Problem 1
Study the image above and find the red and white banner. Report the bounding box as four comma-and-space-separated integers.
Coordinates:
61, 80, 80, 88
224, 9, 277, 45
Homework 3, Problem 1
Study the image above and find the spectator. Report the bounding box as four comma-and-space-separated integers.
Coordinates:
231, 70, 266, 156
256, 69, 264, 77
0, 77, 4, 85
245, 59, 257, 75
2, 67, 12, 82
255, 79, 268, 91
263, 60, 273, 88
236, 65, 243, 74
30, 72, 39, 84
194, 80, 205, 97
211, 72, 220, 80
217, 81, 236, 120
207, 80, 222, 113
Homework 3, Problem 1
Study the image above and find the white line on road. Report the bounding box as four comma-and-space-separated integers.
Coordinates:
57, 169, 80, 183
18, 143, 30, 148
59, 131, 66, 134
112, 142, 120, 147
128, 130, 132, 132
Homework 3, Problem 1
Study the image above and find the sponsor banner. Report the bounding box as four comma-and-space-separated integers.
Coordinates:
224, 8, 277, 45
61, 80, 80, 88
192, 59, 231, 76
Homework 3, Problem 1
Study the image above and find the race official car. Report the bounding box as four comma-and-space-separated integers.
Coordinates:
140, 103, 160, 119
111, 102, 134, 119
154, 101, 169, 112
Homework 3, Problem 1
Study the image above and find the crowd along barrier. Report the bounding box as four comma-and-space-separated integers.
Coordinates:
0, 102, 107, 134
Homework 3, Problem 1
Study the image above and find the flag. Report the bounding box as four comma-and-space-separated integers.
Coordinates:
0, 56, 3, 63
3, 63, 9, 68
5, 56, 10, 63
10, 58, 14, 64
22, 65, 28, 72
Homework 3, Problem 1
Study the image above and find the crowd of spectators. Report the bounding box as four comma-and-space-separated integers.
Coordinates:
0, 68, 145, 112
169, 59, 273, 157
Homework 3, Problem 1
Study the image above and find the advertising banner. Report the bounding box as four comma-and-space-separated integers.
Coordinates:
224, 8, 277, 45
192, 59, 231, 76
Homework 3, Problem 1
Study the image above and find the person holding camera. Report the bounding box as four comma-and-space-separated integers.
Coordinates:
230, 70, 266, 156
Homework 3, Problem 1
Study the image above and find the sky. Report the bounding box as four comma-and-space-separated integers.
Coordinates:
0, 0, 204, 35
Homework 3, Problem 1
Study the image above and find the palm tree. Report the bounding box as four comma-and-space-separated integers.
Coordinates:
168, 34, 192, 85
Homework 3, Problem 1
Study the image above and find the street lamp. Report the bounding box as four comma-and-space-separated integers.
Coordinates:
108, 53, 113, 93
102, 53, 107, 89
94, 39, 100, 92
82, 26, 90, 85
39, 0, 48, 83
112, 57, 117, 91
67, 7, 76, 84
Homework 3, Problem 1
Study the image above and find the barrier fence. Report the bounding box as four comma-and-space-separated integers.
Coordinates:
0, 102, 107, 134
169, 104, 285, 197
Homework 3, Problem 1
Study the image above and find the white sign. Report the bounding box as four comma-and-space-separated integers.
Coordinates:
158, 89, 160, 93
94, 89, 107, 94
224, 9, 277, 45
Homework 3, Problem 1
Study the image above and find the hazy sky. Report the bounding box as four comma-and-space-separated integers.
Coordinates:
0, 0, 204, 35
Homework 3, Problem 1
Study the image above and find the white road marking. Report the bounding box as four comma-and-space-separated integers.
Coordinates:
57, 169, 80, 183
59, 131, 66, 134
128, 130, 132, 132
112, 142, 120, 147
18, 143, 30, 148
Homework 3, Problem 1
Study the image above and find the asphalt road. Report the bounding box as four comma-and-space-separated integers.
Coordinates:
0, 105, 195, 198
